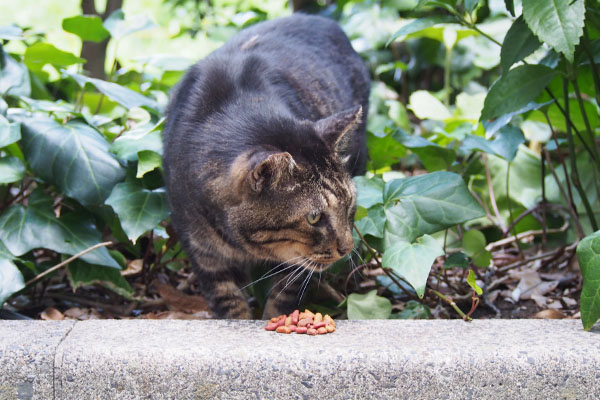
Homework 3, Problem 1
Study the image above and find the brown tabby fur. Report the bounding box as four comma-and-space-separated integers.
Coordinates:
163, 14, 369, 318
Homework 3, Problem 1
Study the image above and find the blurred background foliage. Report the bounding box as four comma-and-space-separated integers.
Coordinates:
0, 0, 599, 328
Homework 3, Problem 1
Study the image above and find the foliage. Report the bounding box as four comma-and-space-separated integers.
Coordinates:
0, 0, 598, 327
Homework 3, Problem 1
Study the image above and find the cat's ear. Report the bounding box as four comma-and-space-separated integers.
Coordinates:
315, 105, 363, 153
248, 151, 296, 192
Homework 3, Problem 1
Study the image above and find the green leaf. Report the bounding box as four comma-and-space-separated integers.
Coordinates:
15, 114, 125, 206
366, 131, 406, 170
382, 234, 444, 298
24, 43, 85, 71
390, 300, 432, 319
393, 129, 456, 171
136, 150, 162, 178
465, 0, 479, 13
67, 72, 157, 110
103, 10, 155, 40
0, 115, 20, 147
501, 16, 541, 71
522, 0, 585, 62
462, 125, 525, 161
62, 15, 110, 43
481, 65, 557, 121
0, 25, 23, 40
0, 156, 25, 184
354, 204, 385, 238
462, 230, 492, 268
110, 121, 163, 161
0, 52, 31, 97
68, 260, 133, 299
444, 252, 469, 269
408, 90, 451, 120
467, 269, 483, 295
0, 259, 24, 305
383, 172, 485, 244
387, 15, 455, 45
576, 230, 600, 330
0, 191, 119, 268
347, 289, 392, 319
105, 181, 170, 243
353, 176, 384, 209
505, 0, 515, 16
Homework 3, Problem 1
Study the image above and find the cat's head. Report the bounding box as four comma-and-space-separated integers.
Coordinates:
226, 106, 364, 272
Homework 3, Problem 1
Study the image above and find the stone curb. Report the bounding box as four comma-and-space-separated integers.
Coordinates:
1, 319, 599, 399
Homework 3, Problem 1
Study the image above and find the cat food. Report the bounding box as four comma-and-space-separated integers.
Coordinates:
265, 309, 336, 335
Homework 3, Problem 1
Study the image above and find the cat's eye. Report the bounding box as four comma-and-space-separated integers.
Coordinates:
306, 211, 322, 225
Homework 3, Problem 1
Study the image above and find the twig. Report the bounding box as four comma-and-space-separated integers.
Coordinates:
464, 291, 480, 320
497, 242, 577, 272
486, 221, 569, 252
26, 241, 113, 286
429, 289, 471, 321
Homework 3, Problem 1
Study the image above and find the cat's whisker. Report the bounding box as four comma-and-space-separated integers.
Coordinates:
298, 262, 315, 302
270, 258, 309, 296
239, 255, 305, 290
273, 260, 309, 301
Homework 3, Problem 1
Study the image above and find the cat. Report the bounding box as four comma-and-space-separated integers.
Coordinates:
163, 13, 370, 319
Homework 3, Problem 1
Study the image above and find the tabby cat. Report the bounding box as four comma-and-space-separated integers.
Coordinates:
163, 14, 370, 319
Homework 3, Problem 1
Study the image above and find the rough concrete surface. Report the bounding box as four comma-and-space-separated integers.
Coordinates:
0, 321, 75, 400
0, 319, 598, 399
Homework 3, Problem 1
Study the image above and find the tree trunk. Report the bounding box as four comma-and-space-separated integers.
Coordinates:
80, 0, 123, 79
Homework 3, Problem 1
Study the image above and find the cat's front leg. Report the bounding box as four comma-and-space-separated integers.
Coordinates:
262, 267, 310, 319
193, 254, 252, 319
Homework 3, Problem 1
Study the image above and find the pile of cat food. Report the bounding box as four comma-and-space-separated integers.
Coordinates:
265, 309, 336, 335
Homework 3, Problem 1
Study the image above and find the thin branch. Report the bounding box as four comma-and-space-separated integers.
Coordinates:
26, 242, 113, 286
429, 289, 471, 321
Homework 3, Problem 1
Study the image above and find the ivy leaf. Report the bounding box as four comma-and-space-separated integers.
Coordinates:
467, 270, 483, 295
408, 90, 451, 120
501, 15, 541, 72
68, 260, 133, 299
24, 43, 85, 71
0, 259, 24, 305
62, 15, 110, 43
347, 289, 392, 319
0, 25, 23, 40
0, 190, 119, 268
353, 176, 384, 209
136, 150, 162, 178
354, 204, 385, 238
387, 15, 455, 45
462, 125, 525, 161
383, 171, 485, 245
105, 181, 170, 243
0, 51, 31, 97
481, 65, 557, 121
0, 156, 25, 184
393, 129, 456, 171
110, 120, 164, 161
522, 0, 585, 62
0, 114, 21, 147
576, 230, 600, 331
103, 10, 156, 40
382, 234, 444, 298
67, 72, 157, 110
15, 114, 125, 206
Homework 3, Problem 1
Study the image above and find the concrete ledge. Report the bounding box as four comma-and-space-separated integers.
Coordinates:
1, 320, 599, 399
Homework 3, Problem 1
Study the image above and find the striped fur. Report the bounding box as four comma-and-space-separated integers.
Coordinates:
163, 15, 369, 319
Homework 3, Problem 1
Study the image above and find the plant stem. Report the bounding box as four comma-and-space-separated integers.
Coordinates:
443, 44, 452, 106
571, 77, 600, 172
582, 28, 600, 106
505, 162, 524, 257
563, 78, 598, 233
26, 241, 113, 286
429, 289, 471, 321
482, 154, 505, 230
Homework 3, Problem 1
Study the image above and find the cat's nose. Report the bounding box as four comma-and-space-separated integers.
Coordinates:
336, 235, 353, 257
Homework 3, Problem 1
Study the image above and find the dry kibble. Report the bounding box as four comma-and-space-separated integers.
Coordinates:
276, 326, 292, 334
264, 309, 337, 336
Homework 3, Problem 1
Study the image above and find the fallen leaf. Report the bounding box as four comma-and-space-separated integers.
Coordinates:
154, 281, 210, 313
122, 259, 143, 276
40, 307, 64, 320
142, 310, 211, 319
533, 309, 566, 319
64, 307, 88, 319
